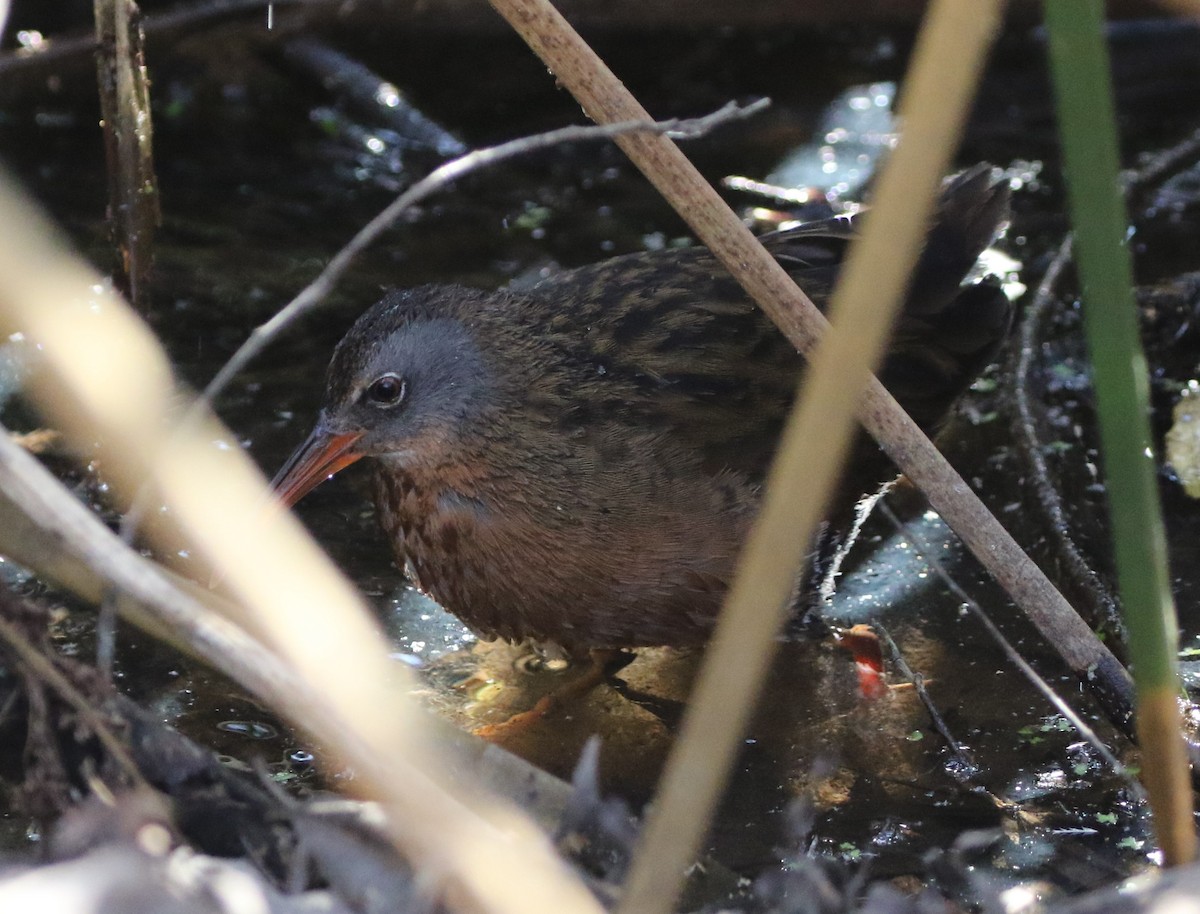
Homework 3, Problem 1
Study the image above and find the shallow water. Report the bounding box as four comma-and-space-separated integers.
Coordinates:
1, 16, 1196, 904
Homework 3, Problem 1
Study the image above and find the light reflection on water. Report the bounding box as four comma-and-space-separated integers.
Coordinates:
824, 507, 958, 626
383, 582, 475, 665
0, 25, 1173, 896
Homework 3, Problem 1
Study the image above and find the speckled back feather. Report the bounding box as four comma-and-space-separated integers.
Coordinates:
312, 164, 1012, 650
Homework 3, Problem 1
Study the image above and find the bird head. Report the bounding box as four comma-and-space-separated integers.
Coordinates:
270, 286, 494, 506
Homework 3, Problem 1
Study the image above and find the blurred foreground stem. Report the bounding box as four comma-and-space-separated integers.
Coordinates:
1044, 0, 1196, 866
487, 0, 1004, 910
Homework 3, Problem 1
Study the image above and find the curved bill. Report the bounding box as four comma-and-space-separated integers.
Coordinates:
270, 422, 365, 507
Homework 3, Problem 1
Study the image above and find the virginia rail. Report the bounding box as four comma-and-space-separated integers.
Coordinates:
272, 164, 1012, 653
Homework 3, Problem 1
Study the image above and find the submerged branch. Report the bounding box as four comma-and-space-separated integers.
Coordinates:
93, 0, 160, 309
877, 501, 1143, 798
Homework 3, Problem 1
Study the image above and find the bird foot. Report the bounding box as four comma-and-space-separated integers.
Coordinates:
470, 649, 632, 740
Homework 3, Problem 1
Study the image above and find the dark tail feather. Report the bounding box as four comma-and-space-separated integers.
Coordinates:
764, 162, 1014, 431
885, 277, 1013, 430
905, 163, 1012, 317
877, 164, 1014, 431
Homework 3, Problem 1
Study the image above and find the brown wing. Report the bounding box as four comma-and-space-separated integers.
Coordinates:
519, 164, 1011, 483
523, 244, 806, 482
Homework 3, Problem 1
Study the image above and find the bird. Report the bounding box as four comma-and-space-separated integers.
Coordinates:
271, 164, 1012, 656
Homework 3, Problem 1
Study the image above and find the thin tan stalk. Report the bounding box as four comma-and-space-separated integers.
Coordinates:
478, 0, 1130, 909
484, 0, 1133, 728
1138, 692, 1197, 862
629, 0, 998, 905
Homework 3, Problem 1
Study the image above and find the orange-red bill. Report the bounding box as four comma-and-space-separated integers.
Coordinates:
270, 424, 365, 507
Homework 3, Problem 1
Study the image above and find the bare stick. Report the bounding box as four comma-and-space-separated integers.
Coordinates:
0, 602, 148, 789
199, 100, 767, 410
488, 0, 1134, 742
93, 0, 160, 308
873, 623, 979, 779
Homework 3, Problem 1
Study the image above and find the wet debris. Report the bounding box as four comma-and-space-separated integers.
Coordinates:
556, 737, 639, 892
278, 36, 466, 159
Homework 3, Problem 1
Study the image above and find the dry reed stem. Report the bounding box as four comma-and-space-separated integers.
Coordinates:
93, 0, 159, 308
0, 170, 601, 914
487, 0, 1134, 727
624, 0, 999, 905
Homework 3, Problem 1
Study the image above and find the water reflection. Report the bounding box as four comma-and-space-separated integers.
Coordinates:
383, 582, 475, 664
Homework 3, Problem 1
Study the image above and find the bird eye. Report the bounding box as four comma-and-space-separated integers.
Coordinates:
364, 373, 406, 408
